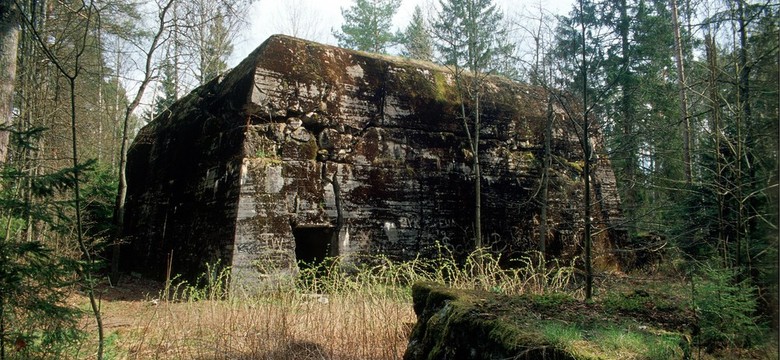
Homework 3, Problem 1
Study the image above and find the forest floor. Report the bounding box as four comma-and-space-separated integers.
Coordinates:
85, 276, 414, 359
70, 271, 778, 360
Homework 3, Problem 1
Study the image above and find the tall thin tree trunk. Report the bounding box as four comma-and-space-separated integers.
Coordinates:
111, 45, 120, 169
580, 0, 593, 301
173, 1, 180, 100
69, 77, 105, 360
617, 0, 636, 237
111, 0, 176, 283
540, 93, 553, 259
97, 50, 104, 163
474, 91, 482, 248
706, 33, 727, 264
736, 0, 756, 279
19, 5, 34, 243
0, 2, 19, 164
110, 107, 129, 283
728, 0, 752, 276
19, 0, 108, 354
671, 0, 692, 184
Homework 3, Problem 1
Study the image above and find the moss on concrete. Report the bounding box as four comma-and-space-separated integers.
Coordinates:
405, 282, 693, 360
432, 72, 453, 103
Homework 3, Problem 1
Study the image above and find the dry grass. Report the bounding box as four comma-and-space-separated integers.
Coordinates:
74, 251, 576, 360
63, 249, 778, 360
106, 292, 412, 360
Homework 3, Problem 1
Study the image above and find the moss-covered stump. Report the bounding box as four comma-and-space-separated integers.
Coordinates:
404, 282, 694, 360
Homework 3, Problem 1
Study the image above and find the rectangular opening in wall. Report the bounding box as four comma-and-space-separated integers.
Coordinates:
292, 225, 335, 269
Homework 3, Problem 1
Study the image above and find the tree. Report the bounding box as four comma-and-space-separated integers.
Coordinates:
431, 0, 514, 248
399, 6, 433, 61
273, 0, 326, 42
671, 0, 692, 184
0, 174, 86, 359
110, 0, 177, 285
554, 0, 681, 242
159, 0, 250, 90
556, 0, 667, 299
15, 0, 106, 356
333, 0, 401, 53
513, 2, 556, 86
570, 0, 595, 301
108, 0, 252, 284
511, 2, 562, 265
152, 51, 179, 116
186, 2, 234, 83
691, 1, 778, 298
0, 1, 19, 164
551, 0, 777, 307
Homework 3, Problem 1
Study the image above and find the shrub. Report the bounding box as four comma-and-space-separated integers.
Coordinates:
693, 263, 765, 349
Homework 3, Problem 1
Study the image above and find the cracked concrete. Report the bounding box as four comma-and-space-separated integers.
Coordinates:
121, 35, 626, 292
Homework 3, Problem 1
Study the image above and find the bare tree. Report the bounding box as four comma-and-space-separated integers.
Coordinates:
176, 0, 251, 86
510, 1, 560, 263
511, 1, 555, 86
110, 0, 177, 284
273, 0, 326, 42
431, 0, 514, 248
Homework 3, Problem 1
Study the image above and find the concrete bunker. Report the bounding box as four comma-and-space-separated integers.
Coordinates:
120, 35, 626, 292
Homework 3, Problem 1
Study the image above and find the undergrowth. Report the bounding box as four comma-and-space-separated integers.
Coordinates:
287, 248, 578, 299
104, 250, 576, 360
63, 249, 776, 360
692, 263, 767, 350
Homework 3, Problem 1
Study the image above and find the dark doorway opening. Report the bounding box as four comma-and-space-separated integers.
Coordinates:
292, 226, 334, 269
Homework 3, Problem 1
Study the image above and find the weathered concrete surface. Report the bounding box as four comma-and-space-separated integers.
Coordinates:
121, 35, 626, 290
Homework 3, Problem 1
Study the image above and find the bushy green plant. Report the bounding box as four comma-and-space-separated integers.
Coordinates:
0, 236, 85, 359
0, 159, 95, 359
80, 163, 118, 239
163, 262, 232, 302
693, 263, 765, 349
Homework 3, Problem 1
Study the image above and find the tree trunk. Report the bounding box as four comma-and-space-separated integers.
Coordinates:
110, 0, 176, 283
540, 93, 553, 258
580, 0, 593, 301
617, 0, 636, 238
474, 91, 482, 248
110, 106, 131, 284
705, 33, 727, 264
735, 0, 754, 278
0, 2, 19, 164
671, 0, 692, 184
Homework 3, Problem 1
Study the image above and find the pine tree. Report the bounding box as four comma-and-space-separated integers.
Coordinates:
400, 6, 433, 61
334, 0, 401, 53
199, 11, 232, 83
153, 49, 178, 116
554, 0, 680, 240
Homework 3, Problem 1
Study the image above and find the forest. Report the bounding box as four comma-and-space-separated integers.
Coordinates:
0, 0, 777, 359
